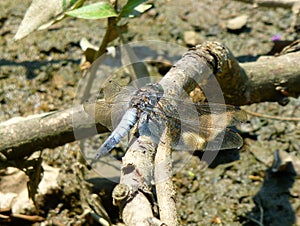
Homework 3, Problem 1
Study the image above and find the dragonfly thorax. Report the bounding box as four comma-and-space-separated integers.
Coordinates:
129, 83, 164, 112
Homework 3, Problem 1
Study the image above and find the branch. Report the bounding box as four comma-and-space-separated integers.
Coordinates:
234, 0, 300, 8
0, 104, 107, 160
104, 42, 300, 224
111, 42, 229, 224
217, 51, 300, 105
154, 127, 178, 225
0, 42, 300, 160
111, 136, 163, 225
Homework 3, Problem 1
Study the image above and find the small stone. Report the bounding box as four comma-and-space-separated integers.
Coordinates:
226, 15, 248, 31
183, 30, 202, 46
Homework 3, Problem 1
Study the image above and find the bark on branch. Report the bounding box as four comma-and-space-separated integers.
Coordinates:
0, 105, 107, 160
154, 127, 178, 225
217, 51, 300, 105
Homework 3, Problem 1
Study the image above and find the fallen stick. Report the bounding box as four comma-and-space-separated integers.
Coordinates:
0, 42, 299, 161
0, 105, 107, 160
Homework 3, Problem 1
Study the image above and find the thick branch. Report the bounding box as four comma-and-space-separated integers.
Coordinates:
0, 105, 107, 160
217, 51, 300, 105
112, 136, 162, 225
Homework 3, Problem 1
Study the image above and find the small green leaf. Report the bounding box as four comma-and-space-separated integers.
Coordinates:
120, 0, 147, 17
66, 2, 117, 19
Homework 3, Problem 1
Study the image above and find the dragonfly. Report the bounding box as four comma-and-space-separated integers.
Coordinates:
83, 78, 247, 160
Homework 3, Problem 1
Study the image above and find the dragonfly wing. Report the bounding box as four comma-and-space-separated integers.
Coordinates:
171, 101, 247, 133
176, 128, 244, 151
162, 99, 247, 129
103, 80, 126, 101
220, 129, 244, 150
206, 128, 244, 150
83, 100, 115, 131
194, 102, 247, 126
159, 98, 246, 151
195, 103, 247, 126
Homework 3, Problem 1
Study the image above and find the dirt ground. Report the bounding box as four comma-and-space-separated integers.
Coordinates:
0, 0, 300, 225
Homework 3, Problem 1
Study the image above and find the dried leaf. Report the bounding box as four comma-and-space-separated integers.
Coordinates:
14, 0, 84, 40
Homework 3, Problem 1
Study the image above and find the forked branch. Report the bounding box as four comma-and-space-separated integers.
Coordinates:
111, 42, 236, 225
1, 41, 300, 160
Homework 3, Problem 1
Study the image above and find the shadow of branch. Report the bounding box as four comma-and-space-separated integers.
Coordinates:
244, 163, 296, 226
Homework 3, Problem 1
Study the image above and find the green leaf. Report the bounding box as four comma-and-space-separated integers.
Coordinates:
66, 2, 117, 19
119, 0, 147, 17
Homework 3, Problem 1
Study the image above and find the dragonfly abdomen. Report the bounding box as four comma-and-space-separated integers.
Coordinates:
95, 108, 138, 159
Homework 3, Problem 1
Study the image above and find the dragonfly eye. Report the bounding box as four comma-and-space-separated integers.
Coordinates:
139, 102, 145, 109
146, 96, 157, 106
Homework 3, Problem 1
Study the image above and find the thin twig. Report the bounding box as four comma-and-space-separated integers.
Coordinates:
242, 108, 300, 121
246, 199, 264, 226
234, 0, 299, 8
94, 17, 119, 60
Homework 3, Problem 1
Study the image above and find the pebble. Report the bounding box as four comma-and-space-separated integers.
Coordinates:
226, 15, 248, 31
183, 30, 202, 46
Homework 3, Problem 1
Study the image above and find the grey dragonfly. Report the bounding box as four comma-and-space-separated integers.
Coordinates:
83, 78, 247, 160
